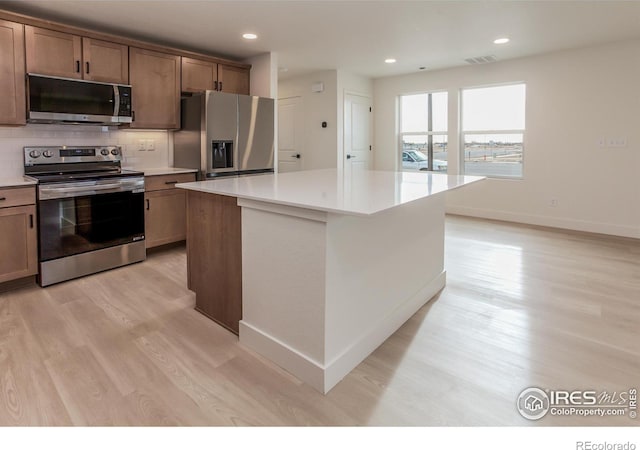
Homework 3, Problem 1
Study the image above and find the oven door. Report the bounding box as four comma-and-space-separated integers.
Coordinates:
38, 177, 145, 262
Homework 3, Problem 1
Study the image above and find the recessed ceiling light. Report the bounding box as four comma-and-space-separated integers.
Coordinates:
493, 37, 510, 44
385, 58, 396, 64
243, 33, 258, 40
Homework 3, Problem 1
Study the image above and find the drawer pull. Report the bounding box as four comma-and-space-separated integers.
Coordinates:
164, 181, 178, 185
0, 197, 5, 201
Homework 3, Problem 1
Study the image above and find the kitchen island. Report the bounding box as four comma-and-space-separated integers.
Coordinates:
177, 169, 484, 393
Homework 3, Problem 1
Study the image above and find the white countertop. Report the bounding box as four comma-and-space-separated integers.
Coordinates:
177, 169, 485, 216
0, 177, 38, 188
125, 167, 198, 176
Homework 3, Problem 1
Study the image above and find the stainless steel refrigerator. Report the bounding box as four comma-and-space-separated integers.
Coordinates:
174, 91, 275, 180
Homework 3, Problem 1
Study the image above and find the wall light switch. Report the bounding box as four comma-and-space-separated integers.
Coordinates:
147, 139, 156, 151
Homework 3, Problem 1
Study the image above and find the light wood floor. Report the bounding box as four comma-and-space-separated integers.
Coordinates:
0, 215, 638, 426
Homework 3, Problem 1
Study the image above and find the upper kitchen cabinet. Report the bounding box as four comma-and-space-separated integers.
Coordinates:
25, 26, 129, 84
181, 57, 216, 93
129, 47, 181, 129
181, 57, 250, 95
0, 19, 25, 125
218, 64, 250, 95
82, 38, 128, 84
25, 26, 82, 79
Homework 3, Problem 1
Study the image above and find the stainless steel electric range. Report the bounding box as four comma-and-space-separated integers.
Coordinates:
24, 145, 145, 286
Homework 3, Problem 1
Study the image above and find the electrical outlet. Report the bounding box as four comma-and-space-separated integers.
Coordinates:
147, 139, 156, 151
550, 199, 558, 207
137, 139, 146, 151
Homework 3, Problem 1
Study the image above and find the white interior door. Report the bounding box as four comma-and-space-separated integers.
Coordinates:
344, 93, 372, 175
278, 96, 303, 172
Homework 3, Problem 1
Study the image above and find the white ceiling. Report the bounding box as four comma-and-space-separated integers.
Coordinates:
3, 1, 640, 80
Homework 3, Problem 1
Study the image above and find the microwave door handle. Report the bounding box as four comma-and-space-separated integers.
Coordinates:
113, 85, 120, 116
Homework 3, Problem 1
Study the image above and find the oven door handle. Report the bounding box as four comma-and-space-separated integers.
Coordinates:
52, 183, 123, 193
39, 179, 145, 200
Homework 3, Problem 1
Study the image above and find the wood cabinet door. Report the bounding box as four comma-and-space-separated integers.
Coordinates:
129, 47, 181, 129
145, 189, 187, 248
218, 64, 250, 95
181, 57, 216, 93
25, 25, 82, 79
82, 38, 128, 84
0, 20, 25, 125
0, 205, 37, 283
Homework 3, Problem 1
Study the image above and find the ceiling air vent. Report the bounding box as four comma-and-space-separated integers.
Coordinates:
464, 55, 497, 65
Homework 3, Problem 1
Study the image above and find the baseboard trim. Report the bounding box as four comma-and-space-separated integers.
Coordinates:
239, 320, 326, 392
446, 205, 640, 239
239, 271, 446, 394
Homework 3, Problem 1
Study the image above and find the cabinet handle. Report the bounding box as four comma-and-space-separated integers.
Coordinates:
86, 61, 90, 74
29, 214, 34, 229
76, 60, 80, 73
219, 81, 223, 91
164, 181, 178, 185
146, 199, 150, 210
132, 111, 136, 122
0, 197, 5, 201
214, 80, 218, 91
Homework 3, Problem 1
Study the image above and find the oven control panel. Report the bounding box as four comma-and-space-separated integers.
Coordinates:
24, 146, 122, 166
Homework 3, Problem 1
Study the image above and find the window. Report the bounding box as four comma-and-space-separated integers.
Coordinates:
461, 83, 526, 178
399, 92, 448, 172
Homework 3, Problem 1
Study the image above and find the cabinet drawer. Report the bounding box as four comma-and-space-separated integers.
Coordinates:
145, 173, 196, 192
0, 187, 36, 208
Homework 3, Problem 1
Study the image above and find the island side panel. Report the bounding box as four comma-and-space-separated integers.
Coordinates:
238, 202, 328, 391
186, 190, 242, 334
323, 193, 446, 391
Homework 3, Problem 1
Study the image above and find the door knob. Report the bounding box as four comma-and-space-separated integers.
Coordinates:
346, 154, 357, 159
291, 154, 301, 159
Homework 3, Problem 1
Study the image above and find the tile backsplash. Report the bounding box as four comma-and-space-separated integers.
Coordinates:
0, 124, 172, 178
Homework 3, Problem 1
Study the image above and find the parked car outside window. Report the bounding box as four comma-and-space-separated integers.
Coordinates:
402, 150, 447, 172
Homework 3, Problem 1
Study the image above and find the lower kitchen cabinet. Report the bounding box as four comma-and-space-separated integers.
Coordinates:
0, 187, 37, 283
144, 173, 195, 248
186, 190, 242, 334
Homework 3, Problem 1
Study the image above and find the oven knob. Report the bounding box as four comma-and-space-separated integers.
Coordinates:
29, 150, 41, 158
42, 150, 54, 158
100, 148, 110, 156
110, 148, 120, 156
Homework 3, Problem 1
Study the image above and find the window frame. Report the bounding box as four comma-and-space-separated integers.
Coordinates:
460, 82, 526, 180
398, 90, 448, 173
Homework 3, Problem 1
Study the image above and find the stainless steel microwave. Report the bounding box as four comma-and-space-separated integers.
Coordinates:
27, 74, 132, 125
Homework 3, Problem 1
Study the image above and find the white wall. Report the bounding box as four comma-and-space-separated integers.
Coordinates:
0, 125, 171, 179
374, 39, 640, 238
278, 70, 373, 171
245, 52, 278, 98
278, 70, 339, 170
337, 71, 373, 168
